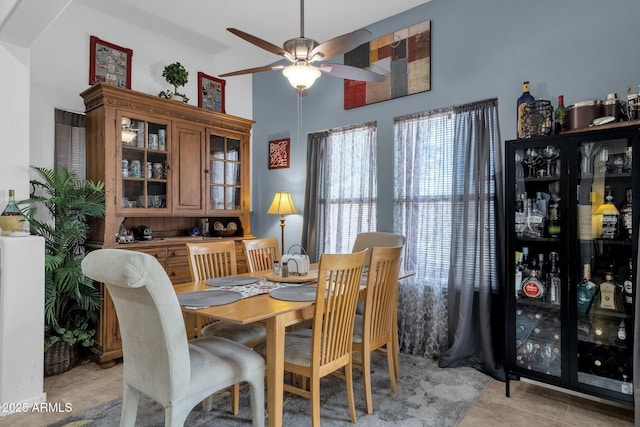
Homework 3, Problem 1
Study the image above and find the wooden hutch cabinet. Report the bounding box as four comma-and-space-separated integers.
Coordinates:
81, 84, 255, 366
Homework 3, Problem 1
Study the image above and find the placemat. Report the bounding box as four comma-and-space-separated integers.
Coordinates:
269, 285, 317, 302
204, 276, 260, 287
177, 290, 242, 308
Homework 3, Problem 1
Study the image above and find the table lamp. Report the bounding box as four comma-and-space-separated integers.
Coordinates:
267, 191, 298, 255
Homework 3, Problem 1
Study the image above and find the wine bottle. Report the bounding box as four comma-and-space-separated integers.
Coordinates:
1, 189, 21, 216
517, 81, 535, 139
547, 252, 561, 305
547, 194, 561, 237
623, 258, 633, 306
554, 95, 567, 134
619, 187, 632, 240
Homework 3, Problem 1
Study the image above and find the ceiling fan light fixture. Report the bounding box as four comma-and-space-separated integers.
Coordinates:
282, 63, 321, 91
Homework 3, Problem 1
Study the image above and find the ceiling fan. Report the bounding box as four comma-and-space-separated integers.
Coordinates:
219, 0, 385, 95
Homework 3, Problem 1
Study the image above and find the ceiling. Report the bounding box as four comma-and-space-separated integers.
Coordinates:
0, 0, 429, 73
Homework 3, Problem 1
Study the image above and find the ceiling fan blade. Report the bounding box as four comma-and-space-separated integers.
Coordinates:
227, 28, 291, 59
219, 64, 284, 78
320, 63, 386, 82
310, 29, 372, 61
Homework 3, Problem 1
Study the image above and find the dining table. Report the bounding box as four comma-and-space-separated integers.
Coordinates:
173, 266, 415, 427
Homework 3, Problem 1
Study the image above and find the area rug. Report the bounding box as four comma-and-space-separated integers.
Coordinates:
49, 353, 491, 426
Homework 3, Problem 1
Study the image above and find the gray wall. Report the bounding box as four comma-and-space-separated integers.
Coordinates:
250, 0, 640, 247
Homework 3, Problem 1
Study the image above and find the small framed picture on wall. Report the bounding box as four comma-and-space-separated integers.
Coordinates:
268, 138, 290, 169
198, 72, 226, 113
89, 36, 133, 88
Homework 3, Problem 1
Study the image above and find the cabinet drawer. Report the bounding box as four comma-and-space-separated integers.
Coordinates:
166, 244, 188, 266
167, 266, 193, 284
132, 246, 167, 265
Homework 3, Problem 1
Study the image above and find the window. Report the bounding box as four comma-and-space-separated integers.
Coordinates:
54, 109, 86, 179
302, 122, 377, 259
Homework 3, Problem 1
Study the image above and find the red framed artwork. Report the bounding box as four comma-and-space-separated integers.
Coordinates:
198, 72, 226, 113
268, 138, 290, 169
89, 36, 133, 89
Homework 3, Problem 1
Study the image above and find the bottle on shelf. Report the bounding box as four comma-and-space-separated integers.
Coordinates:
618, 187, 633, 240
515, 190, 526, 237
598, 186, 619, 240
617, 319, 627, 342
623, 258, 633, 306
525, 196, 545, 238
537, 253, 548, 284
517, 81, 535, 139
515, 251, 524, 299
521, 247, 530, 278
554, 95, 567, 134
597, 270, 622, 311
1, 189, 21, 216
547, 252, 561, 305
577, 262, 597, 314
521, 264, 546, 300
547, 194, 561, 237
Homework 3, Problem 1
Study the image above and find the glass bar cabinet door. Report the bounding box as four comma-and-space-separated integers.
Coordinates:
512, 143, 564, 378
574, 137, 634, 397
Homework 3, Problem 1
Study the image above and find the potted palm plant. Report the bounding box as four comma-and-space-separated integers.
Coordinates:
159, 61, 189, 103
19, 166, 105, 376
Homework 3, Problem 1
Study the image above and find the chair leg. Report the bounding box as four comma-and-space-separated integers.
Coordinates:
345, 362, 357, 424
311, 376, 321, 427
247, 373, 265, 427
120, 383, 140, 427
362, 350, 374, 414
231, 383, 240, 415
386, 341, 398, 392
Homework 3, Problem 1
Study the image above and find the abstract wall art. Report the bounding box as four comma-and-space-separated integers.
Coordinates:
344, 20, 431, 109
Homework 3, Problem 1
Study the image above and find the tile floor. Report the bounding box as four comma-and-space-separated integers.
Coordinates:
0, 358, 634, 426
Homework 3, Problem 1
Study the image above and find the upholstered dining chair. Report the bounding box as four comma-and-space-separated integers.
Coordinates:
243, 237, 280, 272
256, 250, 367, 427
81, 249, 265, 427
351, 231, 406, 267
352, 246, 403, 414
186, 240, 267, 414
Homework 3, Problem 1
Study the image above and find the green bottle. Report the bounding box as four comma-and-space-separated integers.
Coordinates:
554, 95, 567, 134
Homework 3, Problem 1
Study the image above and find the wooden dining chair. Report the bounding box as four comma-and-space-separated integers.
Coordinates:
352, 246, 402, 414
351, 232, 405, 267
185, 240, 267, 415
81, 249, 265, 427
243, 237, 280, 272
256, 250, 367, 426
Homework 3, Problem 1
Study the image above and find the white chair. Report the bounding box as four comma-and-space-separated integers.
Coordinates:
351, 232, 406, 266
81, 249, 265, 427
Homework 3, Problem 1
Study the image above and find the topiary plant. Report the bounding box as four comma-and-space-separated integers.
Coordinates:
159, 62, 189, 102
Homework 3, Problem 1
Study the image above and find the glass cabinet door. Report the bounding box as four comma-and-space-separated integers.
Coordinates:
574, 137, 634, 396
208, 134, 242, 211
511, 142, 564, 378
118, 114, 169, 213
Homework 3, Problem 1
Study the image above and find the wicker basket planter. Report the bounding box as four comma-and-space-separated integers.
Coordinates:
44, 341, 79, 377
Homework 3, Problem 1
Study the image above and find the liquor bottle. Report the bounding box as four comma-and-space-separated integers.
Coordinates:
537, 253, 548, 284
617, 319, 627, 342
521, 269, 546, 299
597, 271, 621, 311
515, 251, 523, 299
547, 194, 561, 237
554, 95, 567, 134
515, 191, 526, 237
521, 247, 530, 278
525, 197, 545, 238
599, 187, 619, 240
623, 258, 633, 306
547, 252, 561, 305
622, 374, 633, 395
1, 189, 21, 216
577, 262, 597, 313
517, 81, 535, 139
618, 187, 632, 240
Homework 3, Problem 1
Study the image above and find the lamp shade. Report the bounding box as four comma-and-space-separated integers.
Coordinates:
267, 191, 298, 215
282, 63, 321, 91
